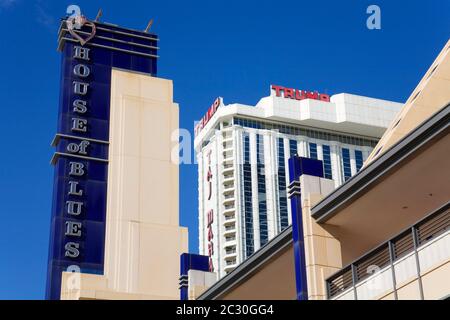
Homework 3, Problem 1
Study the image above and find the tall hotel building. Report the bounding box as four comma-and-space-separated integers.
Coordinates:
195, 87, 403, 277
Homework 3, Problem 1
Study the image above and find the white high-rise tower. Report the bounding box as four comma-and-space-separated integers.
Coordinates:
194, 85, 403, 278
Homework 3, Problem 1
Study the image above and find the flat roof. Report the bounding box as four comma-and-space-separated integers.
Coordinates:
194, 93, 403, 149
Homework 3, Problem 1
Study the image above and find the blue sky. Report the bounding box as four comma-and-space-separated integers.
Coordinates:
0, 0, 448, 299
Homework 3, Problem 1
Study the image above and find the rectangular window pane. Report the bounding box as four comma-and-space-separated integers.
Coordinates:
257, 135, 268, 246
322, 145, 333, 180
309, 143, 318, 159
355, 150, 363, 172
342, 148, 352, 181
289, 140, 298, 157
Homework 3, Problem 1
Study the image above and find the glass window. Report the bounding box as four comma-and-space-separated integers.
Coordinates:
322, 145, 333, 180
289, 140, 298, 157
309, 143, 318, 159
242, 133, 254, 257
355, 150, 364, 172
232, 117, 378, 147
342, 148, 352, 181
277, 138, 289, 230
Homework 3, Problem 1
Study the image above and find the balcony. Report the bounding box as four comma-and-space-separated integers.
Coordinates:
224, 229, 236, 237
223, 207, 235, 216
225, 259, 237, 267
223, 193, 235, 199
223, 196, 235, 206
224, 265, 237, 273
223, 185, 235, 194
224, 224, 236, 235
225, 246, 237, 256
222, 138, 233, 145
225, 235, 236, 242
222, 153, 234, 162
224, 251, 237, 260
223, 172, 234, 180
223, 147, 234, 154
224, 217, 236, 226
223, 159, 233, 167
224, 221, 235, 229
326, 204, 450, 300
222, 165, 234, 174
223, 176, 235, 184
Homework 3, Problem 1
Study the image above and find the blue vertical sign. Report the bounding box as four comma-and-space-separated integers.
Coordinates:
287, 156, 324, 300
46, 18, 159, 300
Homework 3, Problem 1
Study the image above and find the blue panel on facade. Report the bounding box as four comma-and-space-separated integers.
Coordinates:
58, 114, 110, 141
180, 253, 210, 275
46, 19, 158, 300
179, 253, 210, 301
288, 156, 324, 183
52, 177, 107, 222
48, 216, 105, 264
288, 156, 324, 300
54, 157, 108, 181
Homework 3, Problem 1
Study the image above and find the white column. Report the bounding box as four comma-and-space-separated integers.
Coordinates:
298, 139, 308, 157
330, 143, 342, 188
283, 138, 292, 226
249, 132, 260, 251
349, 147, 357, 176
233, 128, 244, 265
197, 151, 204, 255
264, 133, 277, 240
211, 136, 221, 277
362, 146, 373, 165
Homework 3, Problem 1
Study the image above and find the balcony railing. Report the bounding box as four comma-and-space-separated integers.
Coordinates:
326, 202, 450, 300
223, 184, 234, 191
223, 164, 234, 171
223, 174, 234, 180
226, 259, 237, 266
225, 225, 236, 231
225, 236, 236, 242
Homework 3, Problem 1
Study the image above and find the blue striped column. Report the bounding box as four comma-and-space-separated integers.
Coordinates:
287, 156, 324, 300
179, 253, 210, 300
